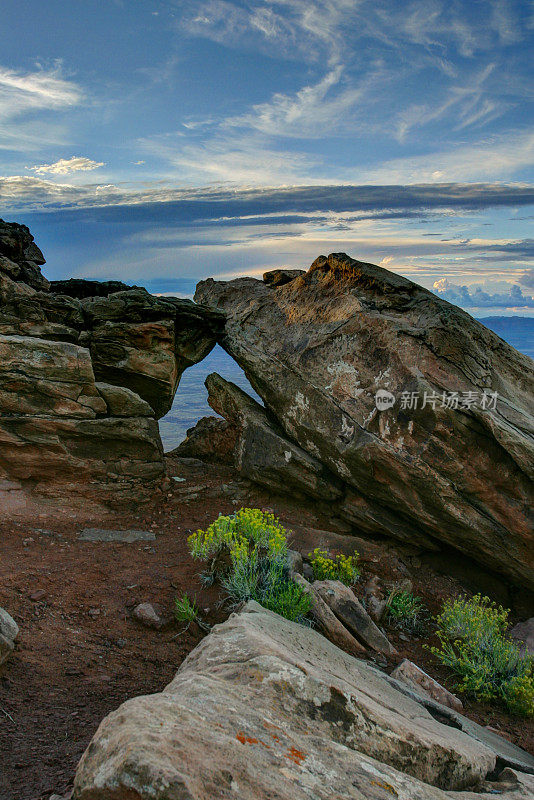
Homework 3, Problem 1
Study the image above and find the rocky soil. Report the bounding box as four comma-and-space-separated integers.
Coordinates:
1, 459, 533, 800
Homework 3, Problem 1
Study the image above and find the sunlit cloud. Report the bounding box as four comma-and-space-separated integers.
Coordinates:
30, 156, 105, 175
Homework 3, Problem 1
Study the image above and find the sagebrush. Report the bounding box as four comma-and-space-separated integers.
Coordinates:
431, 594, 534, 716
188, 508, 312, 624
309, 547, 360, 585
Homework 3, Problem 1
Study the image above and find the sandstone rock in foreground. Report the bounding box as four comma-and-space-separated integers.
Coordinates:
74, 603, 534, 800
195, 253, 534, 589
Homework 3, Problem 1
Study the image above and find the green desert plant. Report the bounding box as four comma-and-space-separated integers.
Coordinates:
385, 590, 427, 634
174, 593, 199, 624
308, 547, 360, 585
430, 594, 534, 716
188, 508, 311, 624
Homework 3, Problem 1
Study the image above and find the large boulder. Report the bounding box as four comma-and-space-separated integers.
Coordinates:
81, 290, 223, 418
195, 253, 534, 589
74, 603, 534, 799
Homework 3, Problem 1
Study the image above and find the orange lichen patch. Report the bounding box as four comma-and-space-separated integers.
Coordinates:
236, 732, 259, 745
236, 731, 271, 748
370, 779, 398, 796
285, 746, 306, 766
271, 733, 281, 743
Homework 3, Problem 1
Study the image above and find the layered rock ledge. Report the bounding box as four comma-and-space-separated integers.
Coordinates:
0, 219, 223, 507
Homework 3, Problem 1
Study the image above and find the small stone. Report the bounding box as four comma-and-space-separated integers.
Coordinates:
363, 575, 387, 623
79, 529, 156, 543
88, 608, 101, 618
391, 659, 463, 713
0, 608, 19, 642
132, 602, 163, 630
286, 549, 303, 577
509, 618, 534, 656
116, 638, 126, 649
0, 607, 18, 666
22, 537, 34, 546
29, 589, 47, 602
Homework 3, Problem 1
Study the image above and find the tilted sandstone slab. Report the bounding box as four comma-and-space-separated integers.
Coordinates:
203, 372, 342, 501
74, 603, 534, 800
195, 253, 534, 589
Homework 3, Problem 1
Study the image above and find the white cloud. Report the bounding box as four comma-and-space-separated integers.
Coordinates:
0, 65, 82, 117
395, 63, 506, 142
30, 156, 105, 175
519, 268, 534, 288
356, 131, 534, 183
0, 65, 83, 152
433, 277, 534, 307
140, 132, 320, 185
227, 66, 368, 138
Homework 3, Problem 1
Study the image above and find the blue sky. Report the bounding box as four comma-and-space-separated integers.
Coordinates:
0, 0, 533, 314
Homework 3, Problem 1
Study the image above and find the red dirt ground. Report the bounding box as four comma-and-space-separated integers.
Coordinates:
1, 459, 532, 800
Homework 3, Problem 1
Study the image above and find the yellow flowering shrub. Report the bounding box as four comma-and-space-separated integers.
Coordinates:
430, 594, 534, 716
309, 547, 360, 585
187, 508, 311, 624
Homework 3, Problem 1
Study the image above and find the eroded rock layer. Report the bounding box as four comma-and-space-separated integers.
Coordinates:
0, 219, 222, 506
195, 253, 534, 589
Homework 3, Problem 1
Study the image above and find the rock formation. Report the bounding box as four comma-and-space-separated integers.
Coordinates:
195, 254, 534, 590
0, 219, 222, 507
0, 607, 19, 666
74, 602, 534, 799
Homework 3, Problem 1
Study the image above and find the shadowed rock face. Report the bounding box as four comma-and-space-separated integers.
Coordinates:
195, 253, 534, 590
0, 219, 222, 506
204, 372, 342, 500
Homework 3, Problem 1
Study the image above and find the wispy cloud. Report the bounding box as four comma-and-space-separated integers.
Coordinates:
356, 131, 534, 183
29, 156, 105, 175
0, 65, 82, 114
140, 131, 319, 184
0, 64, 83, 152
395, 63, 506, 142
226, 64, 390, 138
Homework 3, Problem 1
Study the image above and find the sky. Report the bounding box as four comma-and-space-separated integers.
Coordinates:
0, 0, 533, 315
